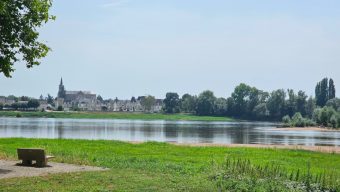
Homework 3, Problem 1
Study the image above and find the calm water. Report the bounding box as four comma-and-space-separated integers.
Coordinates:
0, 117, 339, 146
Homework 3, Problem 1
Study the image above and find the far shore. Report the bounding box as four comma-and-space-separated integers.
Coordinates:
0, 111, 234, 122
272, 127, 340, 132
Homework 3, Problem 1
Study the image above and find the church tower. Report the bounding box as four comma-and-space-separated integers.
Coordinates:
57, 78, 66, 98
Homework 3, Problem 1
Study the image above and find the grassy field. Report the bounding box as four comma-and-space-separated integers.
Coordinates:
0, 138, 339, 191
0, 111, 234, 121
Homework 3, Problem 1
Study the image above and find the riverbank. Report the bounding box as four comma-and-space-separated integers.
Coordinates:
0, 138, 339, 191
273, 127, 340, 132
0, 111, 234, 122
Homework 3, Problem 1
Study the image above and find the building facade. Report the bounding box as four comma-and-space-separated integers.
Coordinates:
55, 78, 163, 112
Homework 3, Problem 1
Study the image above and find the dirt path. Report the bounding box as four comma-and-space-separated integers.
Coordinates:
0, 160, 108, 179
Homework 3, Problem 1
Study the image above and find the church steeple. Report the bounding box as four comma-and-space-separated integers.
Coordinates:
58, 77, 66, 98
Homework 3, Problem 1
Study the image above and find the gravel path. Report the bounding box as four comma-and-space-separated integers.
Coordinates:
0, 160, 108, 179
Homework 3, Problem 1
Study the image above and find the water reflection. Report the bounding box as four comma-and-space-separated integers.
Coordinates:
0, 117, 339, 146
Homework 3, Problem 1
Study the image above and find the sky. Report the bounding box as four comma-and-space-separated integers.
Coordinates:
1, 0, 340, 99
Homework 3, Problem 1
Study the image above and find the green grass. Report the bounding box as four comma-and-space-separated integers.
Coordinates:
0, 111, 234, 121
0, 138, 339, 191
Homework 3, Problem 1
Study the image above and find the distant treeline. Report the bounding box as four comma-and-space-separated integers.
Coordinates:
163, 78, 340, 128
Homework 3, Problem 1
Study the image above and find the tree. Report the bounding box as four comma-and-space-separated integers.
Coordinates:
229, 83, 267, 118
326, 98, 340, 112
253, 103, 269, 119
214, 97, 228, 116
267, 89, 286, 119
0, 0, 55, 77
296, 91, 307, 116
180, 94, 197, 113
329, 78, 336, 100
305, 97, 316, 118
131, 96, 137, 103
195, 90, 216, 116
141, 95, 156, 112
315, 78, 329, 107
230, 83, 252, 117
97, 95, 104, 103
27, 99, 40, 109
57, 105, 63, 111
47, 94, 54, 104
285, 89, 297, 117
163, 92, 180, 113
20, 96, 30, 101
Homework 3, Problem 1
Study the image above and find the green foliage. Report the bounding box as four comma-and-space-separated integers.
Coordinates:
27, 99, 40, 109
312, 106, 340, 128
97, 95, 104, 103
282, 115, 291, 125
195, 90, 216, 116
163, 92, 180, 114
0, 0, 54, 77
252, 103, 269, 119
180, 94, 197, 113
326, 98, 340, 112
57, 105, 63, 111
315, 78, 335, 107
305, 97, 316, 118
213, 159, 339, 191
47, 94, 54, 104
329, 78, 336, 100
283, 113, 316, 127
228, 83, 268, 118
214, 98, 228, 116
267, 89, 286, 119
140, 95, 156, 112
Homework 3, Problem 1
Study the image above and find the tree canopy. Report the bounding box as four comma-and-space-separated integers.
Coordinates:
0, 0, 54, 77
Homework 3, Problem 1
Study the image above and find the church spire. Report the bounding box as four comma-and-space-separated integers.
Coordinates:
58, 77, 66, 98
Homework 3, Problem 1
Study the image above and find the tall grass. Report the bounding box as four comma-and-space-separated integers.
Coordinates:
212, 158, 339, 192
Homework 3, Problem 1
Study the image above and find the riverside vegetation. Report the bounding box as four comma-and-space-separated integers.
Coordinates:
0, 138, 339, 191
0, 111, 234, 121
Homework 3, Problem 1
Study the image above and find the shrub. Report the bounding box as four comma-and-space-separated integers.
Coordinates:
292, 113, 305, 127
282, 115, 291, 125
330, 115, 337, 128
16, 113, 22, 118
57, 106, 63, 111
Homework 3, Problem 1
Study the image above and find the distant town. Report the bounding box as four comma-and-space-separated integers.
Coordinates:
0, 78, 163, 112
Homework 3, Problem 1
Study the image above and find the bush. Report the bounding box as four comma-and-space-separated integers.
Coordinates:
330, 115, 337, 128
282, 115, 291, 124
16, 113, 22, 118
292, 113, 305, 127
57, 106, 63, 111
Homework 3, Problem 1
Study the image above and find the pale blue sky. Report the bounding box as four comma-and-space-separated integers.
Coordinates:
1, 0, 339, 99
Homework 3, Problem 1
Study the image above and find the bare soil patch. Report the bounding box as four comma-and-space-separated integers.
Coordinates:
0, 160, 108, 179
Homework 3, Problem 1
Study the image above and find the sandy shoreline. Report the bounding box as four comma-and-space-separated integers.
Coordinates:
272, 127, 340, 132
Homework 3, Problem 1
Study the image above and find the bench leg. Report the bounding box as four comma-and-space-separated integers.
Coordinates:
36, 160, 47, 167
22, 160, 32, 166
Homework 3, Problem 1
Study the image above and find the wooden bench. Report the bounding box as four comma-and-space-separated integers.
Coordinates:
17, 148, 55, 167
